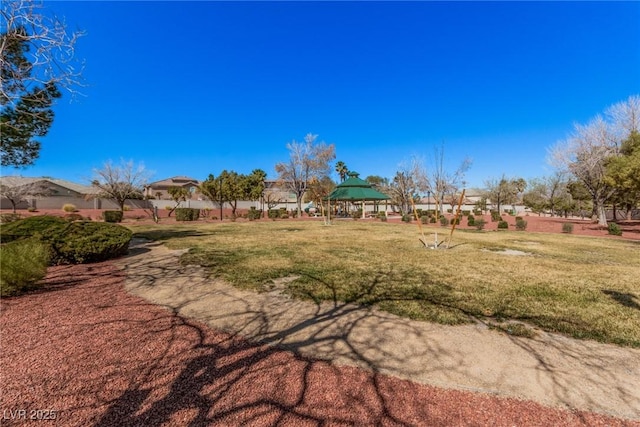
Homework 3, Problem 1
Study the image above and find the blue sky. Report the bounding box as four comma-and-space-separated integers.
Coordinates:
8, 1, 640, 188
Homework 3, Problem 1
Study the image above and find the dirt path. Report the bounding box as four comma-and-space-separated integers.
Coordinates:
118, 239, 640, 421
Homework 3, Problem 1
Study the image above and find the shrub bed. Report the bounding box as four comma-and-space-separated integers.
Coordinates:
497, 220, 509, 230
247, 207, 262, 221
562, 223, 574, 234
175, 208, 200, 221
0, 216, 132, 265
103, 210, 123, 223
48, 222, 132, 264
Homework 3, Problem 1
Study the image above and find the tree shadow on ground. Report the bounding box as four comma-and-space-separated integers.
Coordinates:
104, 240, 640, 424
602, 290, 640, 311
5, 240, 635, 427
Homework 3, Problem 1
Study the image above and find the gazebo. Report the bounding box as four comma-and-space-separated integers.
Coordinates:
326, 172, 390, 219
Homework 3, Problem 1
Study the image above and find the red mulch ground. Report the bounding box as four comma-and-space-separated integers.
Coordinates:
3, 208, 640, 241
1, 262, 638, 426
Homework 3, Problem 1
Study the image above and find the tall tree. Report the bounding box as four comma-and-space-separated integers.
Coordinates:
605, 130, 640, 219
219, 170, 243, 218
335, 161, 349, 182
550, 116, 618, 226
365, 175, 389, 189
1, 0, 84, 166
198, 174, 224, 221
275, 133, 335, 217
91, 160, 150, 212
242, 168, 266, 203
0, 177, 51, 212
550, 95, 640, 226
483, 175, 525, 214
522, 173, 566, 216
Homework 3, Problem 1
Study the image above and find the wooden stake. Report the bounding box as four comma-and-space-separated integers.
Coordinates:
446, 189, 466, 249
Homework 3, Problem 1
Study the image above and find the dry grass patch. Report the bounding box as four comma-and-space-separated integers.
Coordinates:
130, 221, 640, 347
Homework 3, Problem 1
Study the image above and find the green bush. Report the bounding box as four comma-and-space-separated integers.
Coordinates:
490, 211, 502, 222
27, 207, 37, 212
0, 215, 67, 243
497, 220, 509, 230
1, 239, 50, 296
467, 216, 475, 226
430, 216, 436, 223
268, 209, 281, 219
281, 213, 289, 219
462, 210, 470, 216
175, 208, 200, 221
475, 219, 486, 230
247, 207, 262, 221
0, 216, 132, 265
450, 217, 460, 225
103, 210, 123, 223
0, 213, 22, 224
608, 223, 622, 236
515, 216, 523, 221
439, 216, 449, 226
401, 214, 412, 223
48, 222, 132, 264
515, 219, 527, 231
562, 223, 574, 234
420, 215, 429, 224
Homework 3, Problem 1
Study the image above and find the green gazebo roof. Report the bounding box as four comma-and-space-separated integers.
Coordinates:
327, 172, 390, 201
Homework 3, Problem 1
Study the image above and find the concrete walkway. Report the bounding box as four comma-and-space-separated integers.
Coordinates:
117, 239, 640, 420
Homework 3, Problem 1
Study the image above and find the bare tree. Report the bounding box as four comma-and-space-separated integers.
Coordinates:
386, 162, 420, 215
263, 188, 285, 210
415, 146, 471, 218
523, 172, 568, 216
1, 0, 85, 104
549, 95, 640, 226
275, 133, 335, 217
549, 116, 618, 226
1, 0, 85, 166
606, 95, 640, 142
0, 176, 50, 212
91, 160, 151, 212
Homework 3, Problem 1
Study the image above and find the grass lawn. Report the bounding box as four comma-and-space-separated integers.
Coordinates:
129, 220, 640, 347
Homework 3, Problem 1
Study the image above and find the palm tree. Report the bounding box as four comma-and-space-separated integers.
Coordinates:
335, 161, 349, 182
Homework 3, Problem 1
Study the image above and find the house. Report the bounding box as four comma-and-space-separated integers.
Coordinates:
143, 176, 200, 200
0, 176, 98, 210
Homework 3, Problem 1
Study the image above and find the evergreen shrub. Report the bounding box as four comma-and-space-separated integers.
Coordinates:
247, 207, 262, 221
608, 223, 622, 236
515, 219, 528, 231
103, 210, 123, 223
475, 219, 486, 230
175, 208, 200, 221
